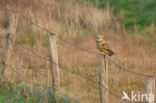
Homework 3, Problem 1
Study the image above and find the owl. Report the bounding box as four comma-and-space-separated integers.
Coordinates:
96, 35, 114, 56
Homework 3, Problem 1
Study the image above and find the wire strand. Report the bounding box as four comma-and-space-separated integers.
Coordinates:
107, 57, 152, 77
18, 45, 49, 61
57, 37, 97, 54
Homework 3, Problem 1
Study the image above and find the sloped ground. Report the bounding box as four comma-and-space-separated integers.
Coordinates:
0, 0, 156, 103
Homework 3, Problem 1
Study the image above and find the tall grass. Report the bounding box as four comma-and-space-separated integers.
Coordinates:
0, 0, 112, 35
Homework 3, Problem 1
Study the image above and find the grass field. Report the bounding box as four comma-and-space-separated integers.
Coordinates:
0, 0, 156, 103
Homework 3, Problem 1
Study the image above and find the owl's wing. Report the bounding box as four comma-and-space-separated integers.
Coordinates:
100, 41, 114, 56
100, 41, 110, 50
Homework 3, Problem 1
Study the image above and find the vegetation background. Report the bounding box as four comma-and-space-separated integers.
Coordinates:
0, 0, 156, 103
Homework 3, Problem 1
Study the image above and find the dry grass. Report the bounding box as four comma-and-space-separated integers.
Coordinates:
0, 0, 156, 103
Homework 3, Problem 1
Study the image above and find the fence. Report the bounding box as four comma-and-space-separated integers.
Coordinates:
0, 8, 155, 103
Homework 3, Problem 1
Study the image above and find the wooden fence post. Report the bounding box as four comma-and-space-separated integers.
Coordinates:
1, 11, 18, 77
146, 76, 155, 103
48, 33, 60, 91
99, 54, 109, 103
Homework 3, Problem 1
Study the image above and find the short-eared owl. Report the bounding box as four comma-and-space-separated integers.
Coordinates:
96, 35, 114, 56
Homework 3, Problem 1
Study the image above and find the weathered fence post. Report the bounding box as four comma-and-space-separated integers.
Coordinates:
99, 54, 109, 103
48, 32, 60, 91
146, 76, 155, 103
1, 11, 18, 77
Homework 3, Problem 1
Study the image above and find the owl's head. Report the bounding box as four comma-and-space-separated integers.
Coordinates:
96, 35, 103, 42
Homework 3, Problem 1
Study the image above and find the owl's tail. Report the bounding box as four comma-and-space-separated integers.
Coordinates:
108, 50, 114, 56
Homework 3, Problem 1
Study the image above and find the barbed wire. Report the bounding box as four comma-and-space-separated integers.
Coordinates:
107, 57, 152, 78
57, 37, 97, 54
18, 45, 49, 61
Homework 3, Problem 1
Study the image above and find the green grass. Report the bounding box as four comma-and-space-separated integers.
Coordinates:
0, 81, 79, 103
0, 83, 41, 103
90, 0, 156, 30
25, 25, 36, 46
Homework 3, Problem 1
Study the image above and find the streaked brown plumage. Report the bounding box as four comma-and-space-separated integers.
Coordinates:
96, 35, 114, 56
